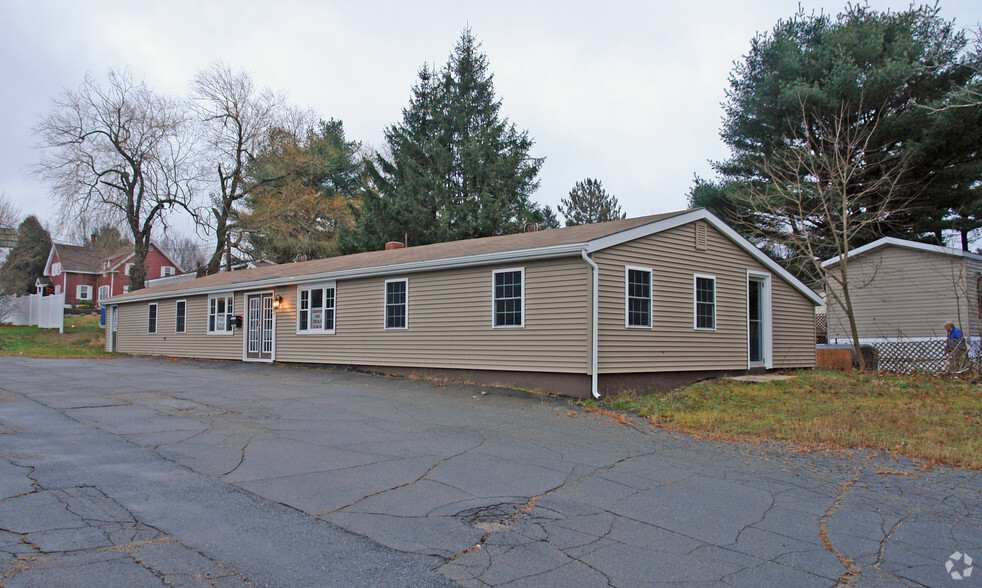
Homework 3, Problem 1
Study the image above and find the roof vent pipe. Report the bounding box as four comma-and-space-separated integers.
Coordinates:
385, 241, 405, 250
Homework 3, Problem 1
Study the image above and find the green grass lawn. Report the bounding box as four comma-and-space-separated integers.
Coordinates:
594, 369, 982, 470
0, 314, 112, 358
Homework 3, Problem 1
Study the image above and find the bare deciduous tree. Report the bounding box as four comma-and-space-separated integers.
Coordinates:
735, 102, 912, 370
35, 71, 196, 291
158, 232, 206, 275
192, 63, 300, 274
0, 192, 20, 230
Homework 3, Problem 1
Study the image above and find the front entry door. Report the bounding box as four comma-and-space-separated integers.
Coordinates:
747, 274, 771, 368
246, 293, 274, 361
110, 306, 118, 352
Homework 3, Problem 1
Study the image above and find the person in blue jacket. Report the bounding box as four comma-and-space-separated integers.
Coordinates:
944, 320, 968, 372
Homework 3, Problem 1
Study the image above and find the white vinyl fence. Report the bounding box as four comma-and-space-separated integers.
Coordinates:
3, 293, 64, 333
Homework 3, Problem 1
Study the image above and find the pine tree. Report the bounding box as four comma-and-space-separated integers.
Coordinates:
0, 216, 52, 295
559, 178, 626, 226
343, 29, 543, 252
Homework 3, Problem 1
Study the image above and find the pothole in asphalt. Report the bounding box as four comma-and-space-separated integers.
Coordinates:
459, 502, 533, 532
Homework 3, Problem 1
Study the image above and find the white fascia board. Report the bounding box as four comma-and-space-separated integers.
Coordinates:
821, 236, 982, 268
43, 246, 56, 276
107, 252, 136, 272
104, 243, 587, 305
586, 208, 824, 306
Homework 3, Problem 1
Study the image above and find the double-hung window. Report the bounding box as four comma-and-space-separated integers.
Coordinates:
161, 266, 175, 277
98, 285, 110, 302
148, 303, 158, 334
626, 267, 652, 328
694, 275, 716, 330
298, 283, 336, 334
175, 300, 187, 333
384, 279, 408, 329
77, 285, 92, 300
493, 268, 524, 328
208, 294, 235, 334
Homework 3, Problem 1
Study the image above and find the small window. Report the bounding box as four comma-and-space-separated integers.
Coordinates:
123, 286, 130, 294
148, 303, 158, 334
625, 267, 652, 328
98, 285, 110, 302
298, 283, 336, 333
77, 285, 92, 300
176, 300, 187, 333
493, 268, 524, 328
694, 275, 716, 330
385, 279, 408, 329
208, 294, 235, 334
125, 263, 134, 277
54, 284, 61, 294
161, 266, 175, 277
52, 262, 62, 276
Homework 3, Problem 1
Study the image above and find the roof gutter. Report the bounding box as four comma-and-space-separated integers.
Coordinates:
105, 242, 588, 305
581, 250, 600, 399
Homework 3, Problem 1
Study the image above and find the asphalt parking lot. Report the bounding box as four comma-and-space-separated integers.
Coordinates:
0, 357, 979, 587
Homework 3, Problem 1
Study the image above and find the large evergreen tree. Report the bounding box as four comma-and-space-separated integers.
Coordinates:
692, 4, 982, 260
239, 120, 363, 263
342, 29, 543, 252
559, 178, 626, 226
0, 216, 52, 295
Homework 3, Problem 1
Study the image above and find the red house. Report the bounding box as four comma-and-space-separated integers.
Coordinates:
41, 239, 182, 306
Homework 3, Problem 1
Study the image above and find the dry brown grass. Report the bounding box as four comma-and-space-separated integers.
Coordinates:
601, 369, 982, 469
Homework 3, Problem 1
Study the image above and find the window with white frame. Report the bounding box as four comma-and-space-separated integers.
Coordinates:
76, 285, 93, 300
493, 268, 524, 327
208, 294, 235, 334
123, 286, 130, 293
161, 266, 175, 277
175, 300, 187, 333
98, 285, 110, 302
125, 263, 134, 277
625, 267, 652, 328
148, 303, 158, 334
54, 285, 61, 294
298, 283, 336, 333
384, 279, 407, 329
694, 275, 716, 330
52, 262, 62, 276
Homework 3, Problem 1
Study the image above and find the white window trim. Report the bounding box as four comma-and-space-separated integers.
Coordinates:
624, 266, 653, 328
297, 282, 337, 335
492, 267, 525, 328
76, 285, 92, 300
175, 299, 187, 334
693, 274, 717, 331
161, 265, 175, 277
384, 278, 409, 330
52, 262, 62, 276
125, 263, 134, 277
148, 302, 158, 335
207, 293, 236, 335
54, 284, 61, 294
98, 285, 110, 302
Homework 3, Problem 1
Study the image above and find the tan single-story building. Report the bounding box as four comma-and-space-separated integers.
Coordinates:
822, 236, 982, 346
104, 209, 820, 398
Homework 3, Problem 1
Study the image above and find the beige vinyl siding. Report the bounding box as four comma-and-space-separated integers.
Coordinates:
114, 294, 243, 360
826, 247, 968, 341
968, 258, 982, 342
273, 258, 591, 373
771, 278, 817, 367
594, 222, 815, 372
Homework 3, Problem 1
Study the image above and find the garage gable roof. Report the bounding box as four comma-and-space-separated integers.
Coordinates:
107, 208, 821, 305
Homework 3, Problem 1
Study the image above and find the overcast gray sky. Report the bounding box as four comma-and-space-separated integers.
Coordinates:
1, 0, 978, 242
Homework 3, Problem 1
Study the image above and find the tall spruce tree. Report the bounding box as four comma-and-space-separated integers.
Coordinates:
342, 29, 543, 252
692, 4, 982, 259
0, 216, 52, 295
559, 178, 626, 226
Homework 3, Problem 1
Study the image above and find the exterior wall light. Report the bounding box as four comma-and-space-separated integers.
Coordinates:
273, 295, 283, 309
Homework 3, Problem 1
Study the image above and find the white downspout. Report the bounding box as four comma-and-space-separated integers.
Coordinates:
581, 250, 600, 399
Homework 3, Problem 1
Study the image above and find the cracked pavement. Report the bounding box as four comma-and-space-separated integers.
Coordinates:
0, 357, 979, 586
